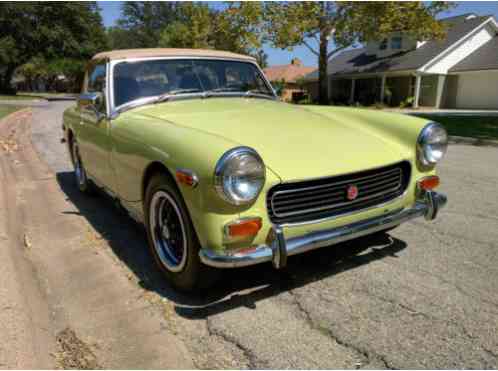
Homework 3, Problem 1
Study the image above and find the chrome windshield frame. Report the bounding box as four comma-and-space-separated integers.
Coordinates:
108, 56, 277, 117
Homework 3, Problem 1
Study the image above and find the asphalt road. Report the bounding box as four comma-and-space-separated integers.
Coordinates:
3, 101, 497, 368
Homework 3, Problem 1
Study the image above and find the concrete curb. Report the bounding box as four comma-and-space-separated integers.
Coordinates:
448, 135, 498, 148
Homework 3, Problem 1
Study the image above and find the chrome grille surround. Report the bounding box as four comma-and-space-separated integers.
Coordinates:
267, 161, 411, 225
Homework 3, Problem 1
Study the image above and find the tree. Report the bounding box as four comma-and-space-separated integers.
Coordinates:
254, 49, 269, 68
214, 2, 264, 54
159, 3, 213, 49
263, 2, 453, 105
0, 2, 107, 93
107, 26, 142, 50
118, 2, 183, 47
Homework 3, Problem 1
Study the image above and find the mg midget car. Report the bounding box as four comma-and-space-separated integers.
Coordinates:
62, 48, 448, 291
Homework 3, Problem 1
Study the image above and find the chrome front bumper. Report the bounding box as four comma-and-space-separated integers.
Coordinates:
199, 191, 447, 269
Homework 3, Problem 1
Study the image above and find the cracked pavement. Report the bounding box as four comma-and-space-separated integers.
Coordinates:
8, 101, 498, 368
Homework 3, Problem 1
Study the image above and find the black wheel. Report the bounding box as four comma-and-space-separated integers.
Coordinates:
71, 139, 94, 194
144, 173, 219, 291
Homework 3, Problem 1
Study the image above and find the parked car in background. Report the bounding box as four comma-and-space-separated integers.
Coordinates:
62, 48, 448, 291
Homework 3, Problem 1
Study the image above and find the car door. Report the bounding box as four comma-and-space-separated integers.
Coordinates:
77, 61, 114, 192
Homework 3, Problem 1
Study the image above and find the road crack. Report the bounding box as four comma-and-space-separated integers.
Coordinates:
287, 290, 395, 369
205, 316, 266, 369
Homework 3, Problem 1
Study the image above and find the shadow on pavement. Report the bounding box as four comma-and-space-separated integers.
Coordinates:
56, 171, 407, 318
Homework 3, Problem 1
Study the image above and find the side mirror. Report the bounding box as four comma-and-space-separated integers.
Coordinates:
77, 92, 105, 121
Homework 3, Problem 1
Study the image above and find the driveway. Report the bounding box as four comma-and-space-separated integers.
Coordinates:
2, 101, 497, 368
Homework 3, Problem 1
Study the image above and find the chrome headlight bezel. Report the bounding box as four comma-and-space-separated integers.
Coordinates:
417, 122, 448, 166
214, 147, 266, 206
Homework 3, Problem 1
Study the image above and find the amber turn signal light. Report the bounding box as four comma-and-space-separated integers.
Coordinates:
226, 218, 262, 238
176, 169, 198, 187
418, 175, 440, 190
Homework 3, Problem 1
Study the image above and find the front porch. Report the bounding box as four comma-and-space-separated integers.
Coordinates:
329, 73, 452, 108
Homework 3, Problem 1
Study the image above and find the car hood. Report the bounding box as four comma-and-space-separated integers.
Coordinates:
135, 98, 408, 182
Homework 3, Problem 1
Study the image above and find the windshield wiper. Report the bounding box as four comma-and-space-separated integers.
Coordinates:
206, 87, 243, 93
204, 87, 275, 99
154, 88, 203, 104
245, 89, 275, 98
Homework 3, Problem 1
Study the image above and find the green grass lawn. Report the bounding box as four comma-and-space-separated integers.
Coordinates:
416, 115, 498, 141
0, 94, 39, 101
0, 106, 23, 120
17, 92, 76, 99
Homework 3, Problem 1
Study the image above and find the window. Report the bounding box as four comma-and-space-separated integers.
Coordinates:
113, 59, 273, 107
379, 38, 388, 50
391, 36, 402, 50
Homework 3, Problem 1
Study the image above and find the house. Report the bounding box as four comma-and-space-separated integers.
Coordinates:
264, 58, 316, 102
303, 13, 498, 109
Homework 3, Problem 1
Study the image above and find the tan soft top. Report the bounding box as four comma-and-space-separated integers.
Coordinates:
93, 48, 256, 62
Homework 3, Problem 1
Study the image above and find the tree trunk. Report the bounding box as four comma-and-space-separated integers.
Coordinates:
318, 31, 328, 105
318, 2, 328, 105
0, 65, 16, 94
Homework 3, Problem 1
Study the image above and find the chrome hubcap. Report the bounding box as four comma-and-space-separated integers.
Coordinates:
73, 145, 86, 187
149, 191, 187, 272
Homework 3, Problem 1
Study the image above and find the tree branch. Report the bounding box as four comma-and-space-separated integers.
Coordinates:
327, 45, 348, 60
302, 39, 319, 57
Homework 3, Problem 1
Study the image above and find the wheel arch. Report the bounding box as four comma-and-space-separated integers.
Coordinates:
141, 161, 178, 202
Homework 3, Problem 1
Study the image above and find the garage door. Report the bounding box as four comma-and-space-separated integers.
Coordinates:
456, 71, 498, 109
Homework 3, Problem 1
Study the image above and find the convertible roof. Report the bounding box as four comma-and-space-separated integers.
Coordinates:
92, 48, 256, 62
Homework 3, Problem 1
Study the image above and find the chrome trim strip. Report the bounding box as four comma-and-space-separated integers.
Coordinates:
276, 188, 410, 228
273, 160, 409, 185
199, 191, 447, 269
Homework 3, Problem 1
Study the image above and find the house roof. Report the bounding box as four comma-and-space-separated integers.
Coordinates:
449, 36, 498, 72
92, 48, 255, 62
304, 15, 494, 80
264, 64, 316, 83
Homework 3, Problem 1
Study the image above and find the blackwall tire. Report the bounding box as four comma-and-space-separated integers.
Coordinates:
71, 139, 95, 194
144, 173, 219, 291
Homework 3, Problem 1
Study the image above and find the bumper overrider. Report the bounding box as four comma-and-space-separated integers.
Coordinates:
199, 190, 447, 269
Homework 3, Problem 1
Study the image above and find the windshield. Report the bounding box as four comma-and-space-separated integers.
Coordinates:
113, 59, 273, 107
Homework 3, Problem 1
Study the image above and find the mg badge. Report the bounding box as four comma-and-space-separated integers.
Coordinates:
346, 185, 359, 200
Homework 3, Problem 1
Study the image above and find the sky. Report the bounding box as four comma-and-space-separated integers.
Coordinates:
97, 1, 498, 67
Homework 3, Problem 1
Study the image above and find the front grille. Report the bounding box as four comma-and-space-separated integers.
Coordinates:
267, 161, 411, 225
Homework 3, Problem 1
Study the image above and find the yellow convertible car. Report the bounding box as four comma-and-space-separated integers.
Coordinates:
63, 48, 448, 290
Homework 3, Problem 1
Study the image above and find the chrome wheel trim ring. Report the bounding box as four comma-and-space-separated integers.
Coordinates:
73, 144, 86, 187
149, 190, 188, 273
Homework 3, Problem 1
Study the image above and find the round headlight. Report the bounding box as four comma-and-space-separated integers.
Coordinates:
214, 147, 265, 205
417, 122, 448, 166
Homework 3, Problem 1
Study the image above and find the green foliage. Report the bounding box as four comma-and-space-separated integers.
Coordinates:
0, 2, 107, 93
118, 2, 183, 47
254, 49, 269, 68
115, 2, 263, 55
107, 26, 141, 50
272, 79, 286, 97
214, 2, 263, 54
262, 2, 453, 105
159, 3, 213, 49
399, 96, 415, 108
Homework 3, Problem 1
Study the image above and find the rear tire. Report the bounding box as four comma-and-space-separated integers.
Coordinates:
144, 173, 219, 291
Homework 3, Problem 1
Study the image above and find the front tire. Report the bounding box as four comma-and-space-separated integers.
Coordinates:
144, 173, 218, 291
71, 139, 94, 194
